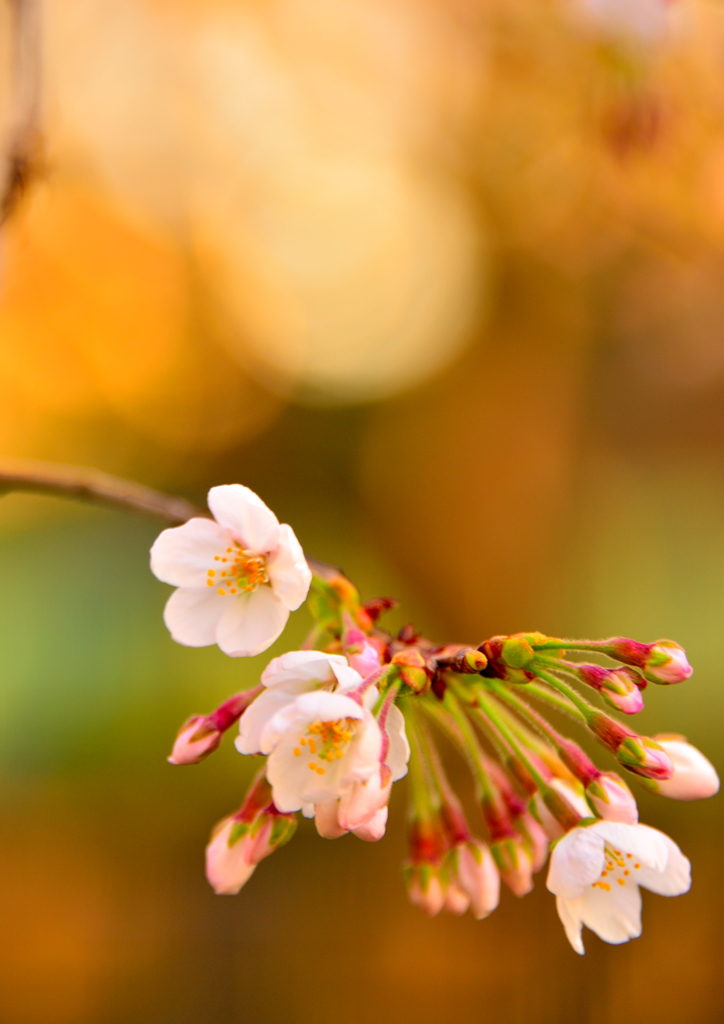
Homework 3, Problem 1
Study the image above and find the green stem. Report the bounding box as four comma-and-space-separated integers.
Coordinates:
522, 682, 587, 725
531, 668, 594, 720
474, 690, 550, 794
438, 691, 496, 803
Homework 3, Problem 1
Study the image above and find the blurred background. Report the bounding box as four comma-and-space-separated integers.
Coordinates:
0, 0, 723, 1020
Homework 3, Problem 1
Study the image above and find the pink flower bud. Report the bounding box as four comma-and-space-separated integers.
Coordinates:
443, 882, 470, 915
645, 642, 693, 684
577, 664, 644, 715
517, 811, 550, 873
205, 818, 257, 895
352, 807, 388, 842
616, 735, 673, 780
491, 837, 533, 897
405, 864, 446, 916
452, 841, 500, 920
168, 716, 221, 765
533, 780, 590, 840
651, 736, 720, 800
168, 688, 262, 765
586, 773, 638, 823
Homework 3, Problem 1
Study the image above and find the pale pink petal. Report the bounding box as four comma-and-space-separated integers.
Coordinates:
579, 880, 642, 944
261, 651, 353, 690
207, 485, 280, 553
556, 896, 585, 954
330, 660, 366, 692
315, 800, 348, 839
547, 827, 605, 899
635, 833, 691, 896
235, 689, 298, 755
266, 524, 312, 610
163, 587, 227, 647
385, 704, 411, 782
593, 822, 669, 872
151, 518, 230, 587
216, 588, 289, 657
352, 807, 388, 842
338, 766, 391, 831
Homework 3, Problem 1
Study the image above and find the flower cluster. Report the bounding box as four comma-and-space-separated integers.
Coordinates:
153, 485, 718, 954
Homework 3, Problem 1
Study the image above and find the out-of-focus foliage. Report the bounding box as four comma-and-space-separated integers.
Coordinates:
1, 0, 724, 1021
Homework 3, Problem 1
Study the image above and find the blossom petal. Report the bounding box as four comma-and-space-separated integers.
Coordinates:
261, 651, 352, 690
556, 896, 585, 955
579, 880, 642, 945
235, 688, 298, 755
207, 485, 280, 553
547, 827, 605, 899
151, 517, 230, 587
352, 807, 388, 842
266, 524, 312, 610
592, 822, 670, 872
635, 832, 691, 896
259, 691, 366, 758
216, 588, 289, 657
163, 587, 227, 647
385, 704, 410, 781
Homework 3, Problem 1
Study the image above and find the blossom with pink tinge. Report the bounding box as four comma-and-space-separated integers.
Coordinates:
236, 651, 361, 756
650, 736, 720, 801
547, 820, 690, 954
151, 484, 311, 658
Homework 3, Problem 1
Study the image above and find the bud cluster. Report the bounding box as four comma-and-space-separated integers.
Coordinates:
152, 483, 717, 954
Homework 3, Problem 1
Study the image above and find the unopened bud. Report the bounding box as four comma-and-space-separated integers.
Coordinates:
348, 640, 383, 680
644, 642, 693, 685
501, 636, 535, 669
490, 837, 533, 896
585, 773, 638, 823
649, 736, 720, 800
404, 863, 447, 916
605, 638, 692, 684
169, 716, 221, 765
168, 688, 262, 765
448, 840, 500, 919
443, 882, 471, 915
390, 650, 433, 695
616, 735, 673, 780
577, 664, 644, 715
516, 811, 550, 873
205, 805, 296, 895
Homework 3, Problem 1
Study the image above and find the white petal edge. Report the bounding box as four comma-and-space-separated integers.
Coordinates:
207, 485, 280, 553
163, 587, 227, 647
151, 517, 230, 587
266, 524, 312, 610
216, 587, 290, 658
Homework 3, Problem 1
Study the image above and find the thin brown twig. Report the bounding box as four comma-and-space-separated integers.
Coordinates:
0, 457, 205, 522
1, 0, 42, 225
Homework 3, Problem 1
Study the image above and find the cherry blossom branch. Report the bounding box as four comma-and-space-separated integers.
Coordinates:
0, 457, 205, 522
1, 0, 42, 224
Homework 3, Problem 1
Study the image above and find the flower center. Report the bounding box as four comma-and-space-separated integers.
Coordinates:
206, 543, 269, 596
592, 846, 641, 891
292, 718, 358, 776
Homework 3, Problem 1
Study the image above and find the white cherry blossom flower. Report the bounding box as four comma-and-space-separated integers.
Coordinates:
547, 820, 691, 954
235, 651, 362, 756
151, 484, 311, 658
650, 736, 720, 801
264, 689, 384, 812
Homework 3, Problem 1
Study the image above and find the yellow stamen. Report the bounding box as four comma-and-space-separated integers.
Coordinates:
293, 748, 301, 757
218, 588, 226, 595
